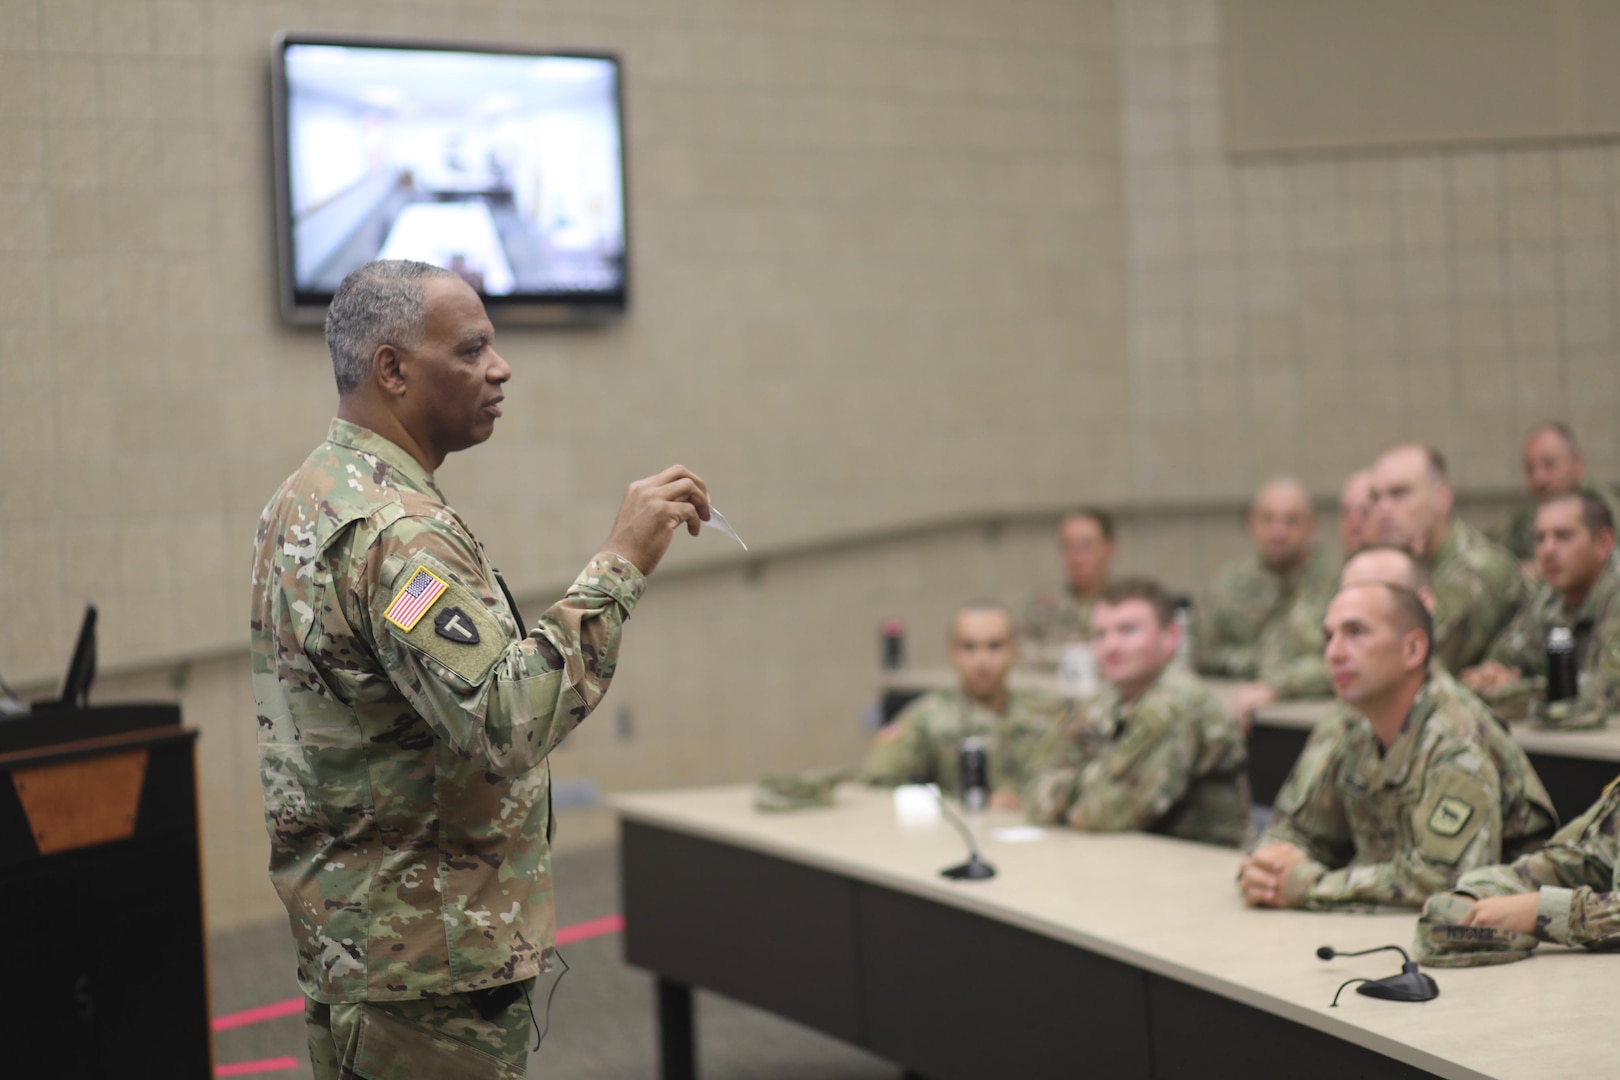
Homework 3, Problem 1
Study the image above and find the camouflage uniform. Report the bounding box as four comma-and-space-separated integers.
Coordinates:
1019, 587, 1097, 667
1260, 676, 1557, 909
1429, 517, 1529, 673
1480, 555, 1620, 729
1489, 483, 1620, 562
1194, 547, 1336, 682
1024, 667, 1251, 847
1446, 776, 1620, 954
252, 420, 641, 1075
858, 688, 1067, 799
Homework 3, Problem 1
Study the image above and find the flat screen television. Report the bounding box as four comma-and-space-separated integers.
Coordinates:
272, 32, 628, 325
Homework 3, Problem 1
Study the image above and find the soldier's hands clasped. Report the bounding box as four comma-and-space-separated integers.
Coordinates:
604, 465, 712, 574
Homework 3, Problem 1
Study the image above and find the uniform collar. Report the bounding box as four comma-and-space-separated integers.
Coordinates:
1353, 678, 1435, 786
325, 418, 444, 501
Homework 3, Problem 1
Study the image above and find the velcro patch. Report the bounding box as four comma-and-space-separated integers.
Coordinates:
1428, 795, 1475, 837
383, 556, 508, 686
383, 566, 448, 631
1417, 774, 1489, 865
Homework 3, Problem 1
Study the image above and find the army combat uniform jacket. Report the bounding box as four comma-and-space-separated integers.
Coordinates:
1261, 676, 1557, 909
1195, 547, 1336, 682
251, 420, 643, 1003
1451, 777, 1620, 952
858, 688, 1066, 799
1020, 587, 1098, 655
1430, 518, 1528, 673
1482, 555, 1620, 729
1024, 668, 1251, 847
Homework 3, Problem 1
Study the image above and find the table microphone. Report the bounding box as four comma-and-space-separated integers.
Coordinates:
1317, 944, 1438, 1003
928, 787, 996, 881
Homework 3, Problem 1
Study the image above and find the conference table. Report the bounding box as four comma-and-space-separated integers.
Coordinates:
616, 784, 1611, 1080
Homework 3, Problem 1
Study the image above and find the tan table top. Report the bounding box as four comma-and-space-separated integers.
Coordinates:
614, 783, 1615, 1080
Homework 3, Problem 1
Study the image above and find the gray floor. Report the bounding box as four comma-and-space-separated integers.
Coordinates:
210, 843, 903, 1079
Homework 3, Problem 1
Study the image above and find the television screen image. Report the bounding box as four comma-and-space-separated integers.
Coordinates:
273, 34, 627, 323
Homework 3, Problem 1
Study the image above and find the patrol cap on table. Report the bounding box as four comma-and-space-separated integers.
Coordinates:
1414, 893, 1539, 968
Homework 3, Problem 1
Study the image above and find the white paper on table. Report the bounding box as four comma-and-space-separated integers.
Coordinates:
990, 825, 1045, 844
705, 506, 748, 550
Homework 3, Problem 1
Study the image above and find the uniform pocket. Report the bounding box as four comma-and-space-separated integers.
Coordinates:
352, 1003, 526, 1080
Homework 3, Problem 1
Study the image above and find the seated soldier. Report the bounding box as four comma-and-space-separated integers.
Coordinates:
1025, 578, 1250, 847
1371, 442, 1527, 671
1462, 491, 1620, 729
1338, 468, 1376, 557
1020, 508, 1116, 662
859, 601, 1065, 812
1238, 582, 1556, 910
1198, 476, 1334, 680
1418, 776, 1620, 966
1491, 421, 1620, 565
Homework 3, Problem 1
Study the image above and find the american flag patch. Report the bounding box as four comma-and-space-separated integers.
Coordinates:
383, 566, 449, 631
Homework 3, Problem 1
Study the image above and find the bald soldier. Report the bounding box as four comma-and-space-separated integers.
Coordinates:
1370, 443, 1527, 672
1463, 491, 1620, 729
1338, 468, 1376, 557
1238, 582, 1555, 910
860, 602, 1066, 811
251, 260, 711, 1078
1201, 479, 1337, 725
1020, 508, 1117, 659
1026, 578, 1250, 847
1491, 422, 1620, 564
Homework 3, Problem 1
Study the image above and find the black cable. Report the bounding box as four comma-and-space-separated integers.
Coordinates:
525, 946, 571, 1052
1330, 977, 1370, 1007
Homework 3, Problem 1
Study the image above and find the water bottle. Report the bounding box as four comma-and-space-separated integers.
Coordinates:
881, 618, 905, 670
958, 737, 989, 812
1546, 626, 1577, 703
1172, 595, 1195, 671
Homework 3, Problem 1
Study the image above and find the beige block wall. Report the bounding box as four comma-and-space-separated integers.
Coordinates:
1120, 0, 1620, 499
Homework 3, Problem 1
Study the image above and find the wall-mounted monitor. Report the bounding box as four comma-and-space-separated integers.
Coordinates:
272, 32, 628, 325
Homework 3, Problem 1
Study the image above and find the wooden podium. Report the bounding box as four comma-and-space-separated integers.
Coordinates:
0, 704, 212, 1079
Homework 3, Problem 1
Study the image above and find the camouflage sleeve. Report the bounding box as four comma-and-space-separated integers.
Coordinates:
1300, 746, 1507, 910
1022, 711, 1089, 824
358, 514, 644, 778
1259, 719, 1355, 871
858, 698, 934, 788
1194, 570, 1260, 679
1483, 601, 1540, 675
1458, 784, 1620, 948
1433, 559, 1527, 673
1066, 700, 1199, 833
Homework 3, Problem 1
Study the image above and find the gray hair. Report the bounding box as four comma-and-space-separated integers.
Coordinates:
325, 259, 458, 393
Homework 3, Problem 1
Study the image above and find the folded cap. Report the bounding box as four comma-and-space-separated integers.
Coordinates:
1414, 893, 1539, 968
754, 770, 845, 813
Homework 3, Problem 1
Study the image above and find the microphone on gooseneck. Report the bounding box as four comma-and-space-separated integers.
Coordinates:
928, 786, 997, 881
1317, 943, 1438, 1004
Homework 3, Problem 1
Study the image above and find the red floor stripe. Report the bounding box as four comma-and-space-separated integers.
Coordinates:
211, 914, 626, 1035
216, 1056, 301, 1076
555, 912, 625, 945
213, 997, 304, 1032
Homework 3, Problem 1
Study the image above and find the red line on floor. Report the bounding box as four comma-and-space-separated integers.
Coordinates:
212, 997, 304, 1032
555, 912, 625, 945
211, 913, 627, 1035
215, 1055, 301, 1076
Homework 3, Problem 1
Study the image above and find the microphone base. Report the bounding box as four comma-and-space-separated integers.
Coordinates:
941, 855, 997, 881
1356, 966, 1439, 1003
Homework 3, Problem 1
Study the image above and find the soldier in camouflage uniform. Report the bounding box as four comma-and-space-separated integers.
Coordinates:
862, 602, 1066, 810
1196, 478, 1336, 679
1019, 508, 1116, 665
1240, 582, 1556, 910
1417, 774, 1620, 965
1464, 492, 1620, 729
1200, 479, 1338, 726
1489, 422, 1620, 564
1371, 443, 1527, 672
1027, 578, 1250, 847
251, 261, 711, 1079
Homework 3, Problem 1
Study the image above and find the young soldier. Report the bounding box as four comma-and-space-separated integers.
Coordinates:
860, 601, 1065, 811
1239, 583, 1556, 910
1026, 578, 1250, 847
